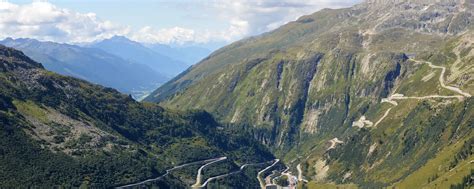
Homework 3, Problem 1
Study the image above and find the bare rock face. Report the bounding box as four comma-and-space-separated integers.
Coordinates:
356, 0, 473, 35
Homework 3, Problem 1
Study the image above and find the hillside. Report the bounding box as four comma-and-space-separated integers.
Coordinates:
0, 38, 168, 99
145, 0, 474, 188
0, 45, 275, 188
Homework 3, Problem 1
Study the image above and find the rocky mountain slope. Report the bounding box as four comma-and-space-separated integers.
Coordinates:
145, 0, 474, 188
0, 38, 168, 99
0, 45, 275, 188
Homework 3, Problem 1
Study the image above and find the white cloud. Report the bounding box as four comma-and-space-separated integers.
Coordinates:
210, 0, 362, 39
132, 26, 205, 45
130, 0, 363, 45
0, 0, 361, 44
0, 1, 129, 43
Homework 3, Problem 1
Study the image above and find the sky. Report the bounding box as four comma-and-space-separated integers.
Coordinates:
0, 0, 362, 46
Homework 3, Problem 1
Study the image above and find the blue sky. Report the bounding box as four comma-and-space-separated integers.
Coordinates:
11, 0, 228, 31
1, 0, 362, 45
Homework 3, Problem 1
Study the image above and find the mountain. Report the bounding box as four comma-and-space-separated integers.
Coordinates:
90, 36, 189, 77
0, 45, 276, 188
147, 43, 211, 66
145, 0, 474, 188
0, 38, 167, 99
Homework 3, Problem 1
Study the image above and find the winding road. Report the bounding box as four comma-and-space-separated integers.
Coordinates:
257, 159, 280, 189
374, 59, 472, 127
414, 59, 472, 98
270, 163, 307, 188
192, 157, 227, 187
195, 160, 272, 188
116, 157, 226, 189
272, 166, 289, 184
119, 157, 278, 189
296, 163, 308, 183
271, 166, 290, 186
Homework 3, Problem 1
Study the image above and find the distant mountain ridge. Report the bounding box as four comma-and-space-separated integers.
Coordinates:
90, 36, 190, 77
0, 36, 215, 100
0, 37, 168, 99
146, 43, 211, 66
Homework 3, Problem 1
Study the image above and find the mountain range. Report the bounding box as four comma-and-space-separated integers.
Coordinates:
145, 0, 474, 188
0, 38, 166, 99
89, 36, 190, 77
0, 37, 212, 99
146, 43, 211, 66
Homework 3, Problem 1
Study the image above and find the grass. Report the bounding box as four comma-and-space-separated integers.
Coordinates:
304, 182, 358, 189
12, 100, 49, 123
391, 132, 474, 189
371, 99, 418, 136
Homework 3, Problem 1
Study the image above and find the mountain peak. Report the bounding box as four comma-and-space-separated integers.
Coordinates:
109, 35, 133, 42
1, 37, 41, 46
95, 36, 146, 49
102, 36, 142, 46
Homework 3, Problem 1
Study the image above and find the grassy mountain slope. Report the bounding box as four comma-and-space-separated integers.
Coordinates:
0, 45, 274, 188
145, 0, 474, 187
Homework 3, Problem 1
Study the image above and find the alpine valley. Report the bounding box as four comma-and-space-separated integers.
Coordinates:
0, 0, 473, 189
